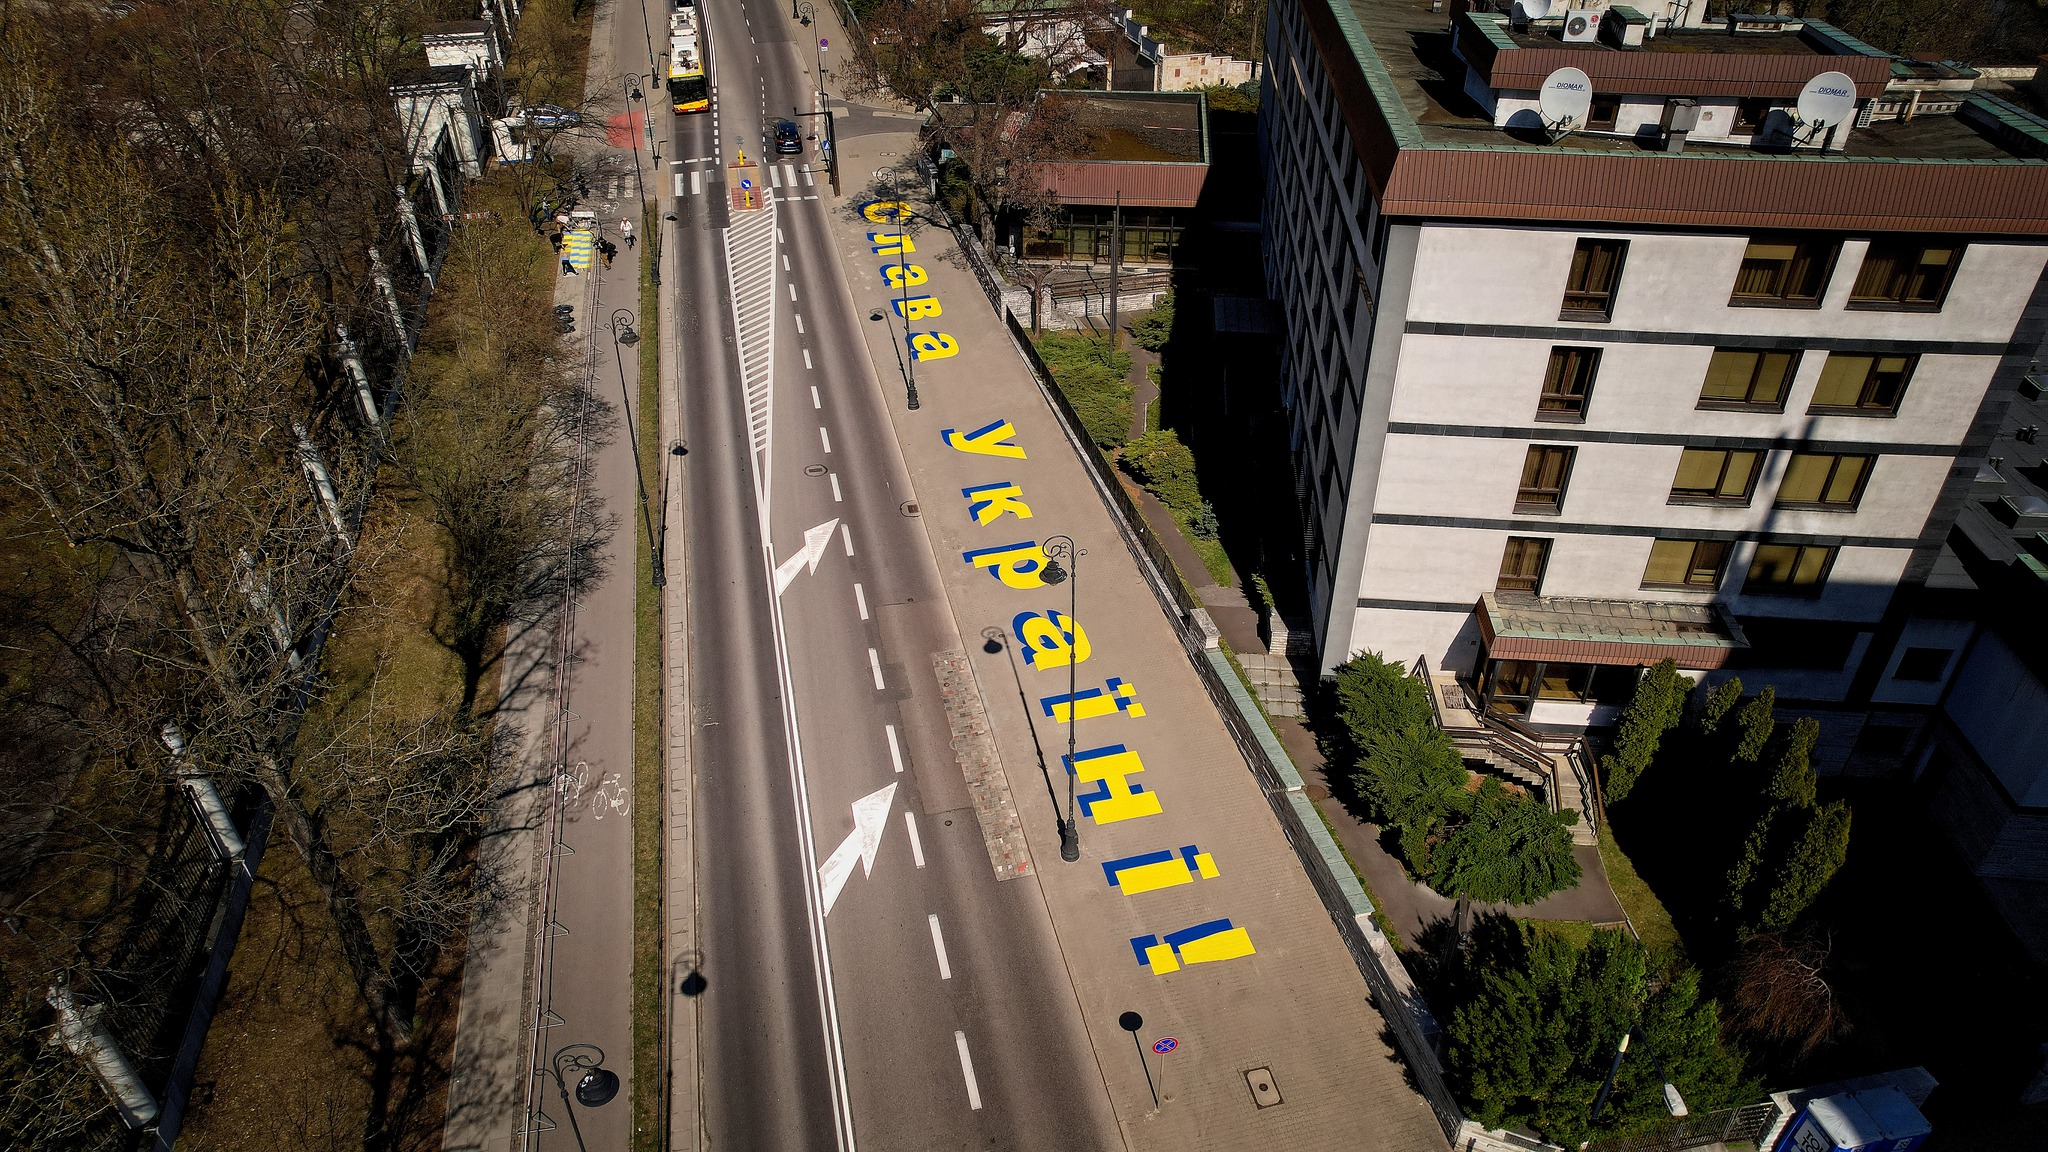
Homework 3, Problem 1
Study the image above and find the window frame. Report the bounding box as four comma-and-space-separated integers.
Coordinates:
1587, 95, 1622, 133
1515, 445, 1577, 515
1538, 346, 1602, 422
1847, 239, 1964, 312
1497, 536, 1553, 595
1808, 352, 1917, 416
1730, 234, 1839, 308
1743, 543, 1838, 598
1641, 538, 1732, 590
1561, 238, 1628, 322
1773, 452, 1875, 511
1697, 348, 1800, 412
1668, 447, 1765, 506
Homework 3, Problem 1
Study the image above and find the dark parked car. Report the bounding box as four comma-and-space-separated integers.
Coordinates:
774, 119, 802, 155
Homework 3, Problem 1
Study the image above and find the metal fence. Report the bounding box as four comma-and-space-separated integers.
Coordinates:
1586, 1102, 1781, 1152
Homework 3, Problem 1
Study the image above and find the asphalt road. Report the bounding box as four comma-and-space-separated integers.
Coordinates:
669, 2, 1120, 1148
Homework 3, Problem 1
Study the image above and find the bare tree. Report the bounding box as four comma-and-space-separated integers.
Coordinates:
1724, 929, 1852, 1062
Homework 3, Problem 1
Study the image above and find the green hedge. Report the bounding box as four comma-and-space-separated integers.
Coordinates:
1034, 331, 1130, 449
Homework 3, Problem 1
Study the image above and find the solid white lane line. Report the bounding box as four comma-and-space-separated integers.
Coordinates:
884, 722, 903, 770
841, 523, 854, 555
811, 385, 822, 408
928, 915, 952, 980
904, 810, 924, 865
954, 1033, 983, 1110
868, 648, 885, 689
804, 348, 814, 370
820, 426, 832, 453
830, 473, 842, 502
796, 314, 805, 333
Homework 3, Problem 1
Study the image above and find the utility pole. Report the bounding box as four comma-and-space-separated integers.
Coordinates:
1107, 190, 1123, 348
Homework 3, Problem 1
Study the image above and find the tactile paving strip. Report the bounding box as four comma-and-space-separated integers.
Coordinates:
932, 650, 1033, 881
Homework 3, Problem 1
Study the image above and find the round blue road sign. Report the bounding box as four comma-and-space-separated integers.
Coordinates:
741, 178, 753, 189
1153, 1037, 1179, 1055
820, 37, 829, 49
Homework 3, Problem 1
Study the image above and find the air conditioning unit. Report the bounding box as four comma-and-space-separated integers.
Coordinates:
1562, 7, 1602, 42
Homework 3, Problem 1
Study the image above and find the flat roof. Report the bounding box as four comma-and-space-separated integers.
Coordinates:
1066, 92, 1208, 163
1304, 0, 2048, 234
1501, 26, 1831, 57
1478, 593, 1747, 670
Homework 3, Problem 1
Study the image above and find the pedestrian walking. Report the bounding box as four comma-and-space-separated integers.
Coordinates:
562, 255, 578, 276
599, 240, 616, 269
621, 218, 636, 249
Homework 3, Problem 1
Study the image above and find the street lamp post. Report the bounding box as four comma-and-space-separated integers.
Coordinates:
608, 309, 664, 587
538, 1042, 619, 1152
1040, 535, 1082, 862
621, 74, 662, 288
886, 172, 919, 410
1583, 1025, 1688, 1148
796, 3, 824, 102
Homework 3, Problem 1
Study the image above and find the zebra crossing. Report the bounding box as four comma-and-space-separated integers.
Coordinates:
672, 159, 819, 201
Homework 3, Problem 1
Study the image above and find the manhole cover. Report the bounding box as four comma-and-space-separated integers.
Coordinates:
805, 464, 827, 476
901, 501, 920, 517
1244, 1067, 1282, 1108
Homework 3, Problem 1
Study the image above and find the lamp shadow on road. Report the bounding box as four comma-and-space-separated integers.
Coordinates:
673, 950, 707, 998
980, 627, 1065, 839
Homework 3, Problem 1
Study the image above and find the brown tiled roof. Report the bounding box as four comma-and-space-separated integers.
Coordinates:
1040, 161, 1208, 207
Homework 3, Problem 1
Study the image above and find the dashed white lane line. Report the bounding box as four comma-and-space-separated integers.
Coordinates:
691, 170, 702, 196
820, 426, 832, 453
795, 313, 805, 333
855, 582, 870, 621
830, 472, 843, 502
841, 523, 854, 555
804, 348, 814, 370
884, 722, 903, 771
811, 384, 822, 408
783, 254, 791, 271
789, 283, 798, 302
777, 227, 785, 243
954, 1033, 983, 1110
867, 647, 885, 690
927, 915, 953, 980
904, 810, 924, 865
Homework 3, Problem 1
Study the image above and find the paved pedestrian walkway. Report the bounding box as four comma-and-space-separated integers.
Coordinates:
816, 130, 1447, 1151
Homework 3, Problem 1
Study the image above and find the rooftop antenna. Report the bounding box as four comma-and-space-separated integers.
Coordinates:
1512, 0, 1551, 28
1538, 66, 1593, 142
1793, 70, 1856, 148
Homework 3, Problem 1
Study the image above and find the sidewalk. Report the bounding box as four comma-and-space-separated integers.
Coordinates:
817, 118, 1448, 1152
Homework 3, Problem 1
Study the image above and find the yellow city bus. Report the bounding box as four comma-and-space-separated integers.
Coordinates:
668, 4, 709, 114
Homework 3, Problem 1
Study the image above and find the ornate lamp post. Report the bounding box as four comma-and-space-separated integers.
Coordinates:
538, 1042, 619, 1152
1040, 534, 1082, 862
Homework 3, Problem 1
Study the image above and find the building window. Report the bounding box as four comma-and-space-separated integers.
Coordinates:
1850, 240, 1962, 310
1516, 446, 1576, 514
1736, 617, 1862, 670
1744, 544, 1837, 597
1497, 537, 1552, 595
1731, 236, 1836, 305
1642, 539, 1730, 589
1775, 453, 1873, 510
1699, 349, 1799, 410
1893, 646, 1954, 681
1561, 239, 1627, 321
1810, 353, 1915, 415
1734, 98, 1776, 133
1669, 448, 1763, 505
1539, 347, 1601, 420
1587, 95, 1622, 132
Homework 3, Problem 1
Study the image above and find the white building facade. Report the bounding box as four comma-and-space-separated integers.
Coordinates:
1262, 0, 2048, 725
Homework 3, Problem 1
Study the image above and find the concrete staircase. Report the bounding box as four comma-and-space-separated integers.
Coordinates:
1426, 671, 1600, 846
1236, 653, 1306, 718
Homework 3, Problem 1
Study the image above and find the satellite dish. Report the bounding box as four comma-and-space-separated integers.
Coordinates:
1516, 0, 1553, 18
1538, 67, 1593, 131
1796, 71, 1857, 128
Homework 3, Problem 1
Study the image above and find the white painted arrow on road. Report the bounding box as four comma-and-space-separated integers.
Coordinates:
774, 517, 842, 594
817, 781, 897, 916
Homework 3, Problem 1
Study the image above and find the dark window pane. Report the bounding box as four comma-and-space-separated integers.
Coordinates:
1540, 347, 1600, 418
1745, 544, 1836, 596
1851, 239, 1961, 308
1812, 354, 1914, 414
1733, 236, 1835, 303
1517, 446, 1574, 511
1894, 646, 1954, 681
1563, 239, 1626, 318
